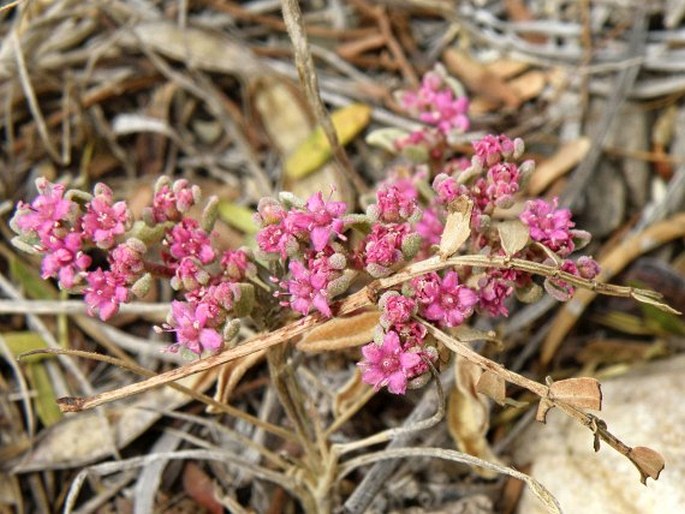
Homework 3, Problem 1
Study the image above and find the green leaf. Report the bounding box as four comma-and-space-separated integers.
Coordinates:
284, 104, 371, 179
25, 362, 63, 427
217, 201, 258, 234
4, 331, 52, 364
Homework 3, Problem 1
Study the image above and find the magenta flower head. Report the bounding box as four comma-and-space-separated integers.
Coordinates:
279, 258, 333, 318
519, 197, 575, 256
40, 231, 92, 289
83, 269, 130, 321
371, 184, 419, 223
472, 134, 519, 167
289, 192, 347, 252
12, 177, 75, 244
358, 331, 423, 395
150, 178, 201, 223
81, 183, 131, 249
109, 239, 146, 283
166, 218, 216, 265
162, 300, 223, 355
413, 271, 478, 328
379, 292, 417, 329
221, 249, 255, 282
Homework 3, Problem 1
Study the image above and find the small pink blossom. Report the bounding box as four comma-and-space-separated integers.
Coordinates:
279, 257, 334, 317
433, 174, 464, 205
83, 269, 130, 321
363, 223, 412, 268
256, 222, 298, 258
576, 256, 600, 279
41, 232, 91, 288
519, 197, 575, 256
13, 178, 75, 243
375, 184, 419, 222
221, 249, 254, 281
151, 179, 200, 223
485, 162, 520, 208
380, 294, 417, 328
413, 271, 478, 327
164, 301, 222, 355
477, 270, 514, 317
358, 331, 423, 395
166, 218, 216, 264
109, 241, 145, 283
81, 183, 130, 249
171, 257, 210, 291
289, 192, 347, 252
472, 134, 516, 166
415, 207, 443, 250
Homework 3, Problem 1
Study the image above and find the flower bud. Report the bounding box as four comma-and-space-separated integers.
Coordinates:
131, 272, 152, 298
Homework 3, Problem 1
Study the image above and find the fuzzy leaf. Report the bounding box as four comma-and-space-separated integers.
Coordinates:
365, 127, 408, 153
216, 201, 258, 234
297, 311, 380, 352
628, 446, 665, 484
439, 196, 473, 260
550, 377, 603, 411
515, 282, 543, 303
497, 219, 530, 256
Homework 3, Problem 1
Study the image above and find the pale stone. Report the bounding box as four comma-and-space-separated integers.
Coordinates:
514, 355, 685, 514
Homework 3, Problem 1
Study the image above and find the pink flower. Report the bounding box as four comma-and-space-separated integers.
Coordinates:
279, 257, 334, 317
289, 192, 347, 252
433, 174, 464, 205
151, 179, 200, 223
81, 183, 130, 248
363, 223, 411, 268
358, 331, 423, 395
256, 222, 298, 258
375, 184, 419, 222
477, 270, 514, 317
413, 271, 478, 327
220, 249, 254, 281
83, 269, 130, 321
41, 232, 91, 288
380, 294, 417, 328
485, 162, 520, 208
165, 301, 222, 355
576, 256, 600, 279
399, 70, 470, 135
472, 134, 516, 166
13, 178, 75, 243
520, 198, 575, 256
171, 257, 210, 291
109, 241, 145, 283
415, 207, 443, 249
166, 218, 216, 264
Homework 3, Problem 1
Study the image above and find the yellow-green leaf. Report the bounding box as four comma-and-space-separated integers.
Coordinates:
217, 201, 258, 234
25, 362, 62, 427
4, 331, 52, 364
284, 103, 372, 180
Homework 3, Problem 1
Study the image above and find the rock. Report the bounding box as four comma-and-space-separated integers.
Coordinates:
514, 355, 685, 514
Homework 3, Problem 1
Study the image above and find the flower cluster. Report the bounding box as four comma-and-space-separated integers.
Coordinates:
10, 68, 602, 390
255, 192, 354, 318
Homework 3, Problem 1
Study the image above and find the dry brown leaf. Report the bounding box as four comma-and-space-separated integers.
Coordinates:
508, 70, 547, 103
297, 310, 380, 352
528, 138, 591, 195
448, 355, 504, 478
550, 377, 602, 411
129, 22, 263, 76
183, 462, 223, 514
443, 48, 520, 109
333, 368, 368, 419
476, 370, 506, 405
628, 446, 665, 484
211, 350, 266, 410
487, 58, 530, 80
439, 196, 473, 260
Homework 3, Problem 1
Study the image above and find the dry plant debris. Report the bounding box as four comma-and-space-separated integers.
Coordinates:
1, 1, 685, 513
